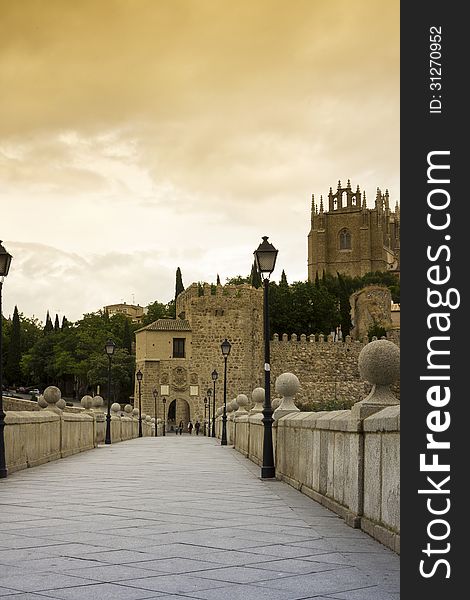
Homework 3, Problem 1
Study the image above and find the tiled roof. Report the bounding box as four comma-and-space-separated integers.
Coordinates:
136, 319, 191, 333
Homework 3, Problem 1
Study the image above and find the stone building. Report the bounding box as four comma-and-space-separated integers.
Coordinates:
103, 302, 146, 323
307, 180, 400, 279
134, 283, 264, 431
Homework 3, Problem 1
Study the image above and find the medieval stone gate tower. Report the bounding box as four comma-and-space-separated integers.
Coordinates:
135, 283, 263, 430
307, 180, 400, 280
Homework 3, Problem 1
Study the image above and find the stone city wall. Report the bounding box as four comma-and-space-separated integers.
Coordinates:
270, 332, 400, 408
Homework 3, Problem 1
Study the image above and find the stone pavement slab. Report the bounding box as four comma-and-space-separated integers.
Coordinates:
0, 435, 399, 599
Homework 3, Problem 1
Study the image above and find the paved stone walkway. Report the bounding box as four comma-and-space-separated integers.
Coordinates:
0, 436, 399, 600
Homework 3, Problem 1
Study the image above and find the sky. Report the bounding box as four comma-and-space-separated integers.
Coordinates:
0, 0, 399, 323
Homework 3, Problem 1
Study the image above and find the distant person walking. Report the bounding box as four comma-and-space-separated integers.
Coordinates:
188, 421, 193, 435
178, 420, 184, 435
195, 421, 200, 435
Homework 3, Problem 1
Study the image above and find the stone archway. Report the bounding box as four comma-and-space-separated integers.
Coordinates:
167, 398, 190, 432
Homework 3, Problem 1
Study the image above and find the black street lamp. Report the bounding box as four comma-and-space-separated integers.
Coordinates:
104, 338, 116, 445
153, 388, 158, 437
207, 388, 212, 436
254, 235, 278, 478
204, 396, 208, 436
162, 397, 166, 436
211, 370, 218, 438
0, 241, 13, 478
136, 369, 143, 437
220, 339, 231, 446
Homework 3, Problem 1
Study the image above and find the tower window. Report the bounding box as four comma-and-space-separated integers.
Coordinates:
339, 229, 352, 250
173, 338, 185, 358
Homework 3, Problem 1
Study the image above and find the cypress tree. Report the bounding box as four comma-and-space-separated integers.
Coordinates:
61, 316, 69, 329
54, 314, 60, 331
216, 274, 221, 285
175, 267, 185, 300
44, 311, 54, 334
250, 260, 262, 288
280, 269, 288, 287
5, 305, 21, 385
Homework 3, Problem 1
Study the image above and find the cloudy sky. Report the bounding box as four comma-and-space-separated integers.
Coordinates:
0, 0, 399, 323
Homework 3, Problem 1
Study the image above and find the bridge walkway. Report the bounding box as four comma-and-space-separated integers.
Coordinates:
0, 435, 399, 600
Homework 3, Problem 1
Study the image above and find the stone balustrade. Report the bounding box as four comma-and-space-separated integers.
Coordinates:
225, 339, 400, 553
4, 386, 154, 475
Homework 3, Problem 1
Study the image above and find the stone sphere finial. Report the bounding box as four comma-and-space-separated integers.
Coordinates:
37, 394, 48, 408
111, 403, 121, 415
275, 372, 301, 398
145, 415, 152, 422
353, 339, 400, 418
235, 393, 249, 416
43, 386, 62, 413
272, 397, 281, 410
124, 404, 133, 414
93, 395, 104, 410
250, 387, 264, 414
358, 339, 400, 386
80, 395, 93, 410
57, 398, 66, 410
132, 408, 139, 417
273, 373, 301, 420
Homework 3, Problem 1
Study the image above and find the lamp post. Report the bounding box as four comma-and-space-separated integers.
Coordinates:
254, 236, 278, 478
136, 369, 143, 437
0, 241, 12, 478
211, 370, 218, 438
104, 338, 116, 445
153, 388, 158, 437
162, 397, 166, 436
204, 396, 208, 435
206, 388, 212, 437
220, 339, 231, 446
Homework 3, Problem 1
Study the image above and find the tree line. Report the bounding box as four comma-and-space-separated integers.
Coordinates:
1, 265, 398, 398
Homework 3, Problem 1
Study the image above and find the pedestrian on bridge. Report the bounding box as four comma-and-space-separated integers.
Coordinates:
188, 421, 193, 435
195, 421, 200, 435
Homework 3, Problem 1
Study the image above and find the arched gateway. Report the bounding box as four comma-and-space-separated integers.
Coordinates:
167, 398, 190, 432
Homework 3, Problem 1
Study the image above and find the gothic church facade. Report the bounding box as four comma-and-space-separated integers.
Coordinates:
307, 180, 400, 280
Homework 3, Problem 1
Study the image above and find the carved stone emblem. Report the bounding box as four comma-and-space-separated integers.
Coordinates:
160, 373, 169, 385
190, 372, 198, 385
172, 367, 188, 392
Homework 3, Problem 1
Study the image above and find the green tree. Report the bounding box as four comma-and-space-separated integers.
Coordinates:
123, 318, 132, 354
175, 267, 185, 300
250, 260, 262, 288
5, 306, 21, 385
226, 274, 250, 285
54, 314, 60, 331
44, 311, 53, 334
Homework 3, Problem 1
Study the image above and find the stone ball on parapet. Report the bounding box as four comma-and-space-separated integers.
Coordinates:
93, 395, 104, 409
57, 398, 66, 410
111, 402, 121, 414
151, 417, 155, 424
275, 372, 301, 399
358, 340, 400, 386
226, 402, 234, 413
43, 386, 61, 406
146, 415, 152, 422
37, 395, 48, 408
157, 418, 161, 424
236, 394, 249, 408
250, 387, 264, 413
80, 395, 93, 409
124, 404, 133, 414
272, 397, 281, 410
216, 407, 223, 416
132, 408, 139, 417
